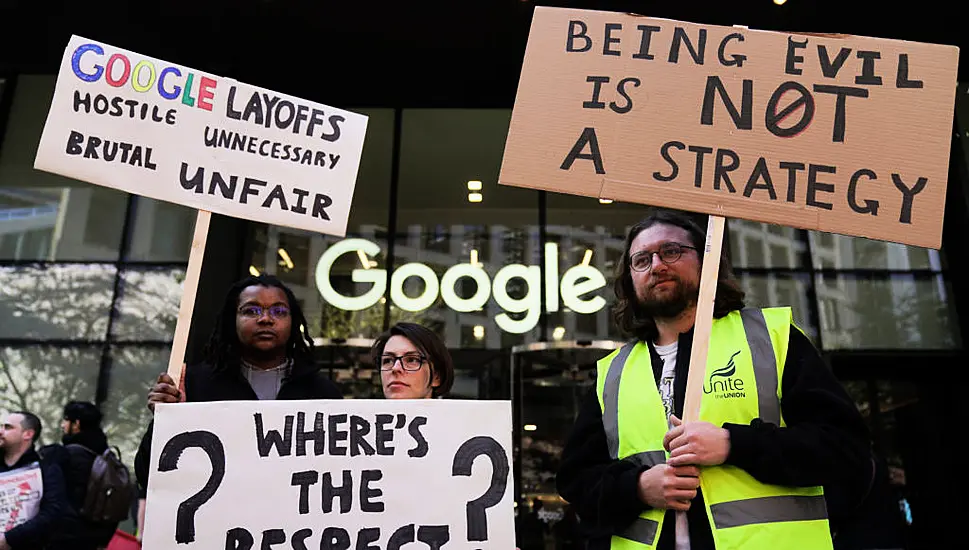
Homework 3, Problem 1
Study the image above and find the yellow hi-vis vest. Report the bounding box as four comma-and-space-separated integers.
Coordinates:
595, 307, 832, 550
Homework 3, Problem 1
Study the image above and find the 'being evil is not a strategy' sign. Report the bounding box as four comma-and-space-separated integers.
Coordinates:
500, 7, 960, 248
143, 400, 514, 550
34, 35, 368, 236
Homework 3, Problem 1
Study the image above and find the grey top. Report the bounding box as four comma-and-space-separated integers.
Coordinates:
241, 360, 290, 400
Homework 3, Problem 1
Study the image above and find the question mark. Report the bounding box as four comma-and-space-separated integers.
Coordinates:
157, 430, 226, 544
451, 436, 509, 542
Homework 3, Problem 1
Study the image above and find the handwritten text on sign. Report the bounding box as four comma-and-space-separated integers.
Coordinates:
499, 7, 959, 248
34, 35, 368, 236
143, 400, 514, 550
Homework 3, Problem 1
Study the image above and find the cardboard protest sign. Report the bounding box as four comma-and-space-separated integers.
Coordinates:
34, 35, 368, 237
499, 7, 960, 249
143, 399, 514, 550
0, 464, 43, 531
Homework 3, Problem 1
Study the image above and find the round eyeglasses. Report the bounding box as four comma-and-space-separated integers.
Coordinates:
629, 242, 698, 272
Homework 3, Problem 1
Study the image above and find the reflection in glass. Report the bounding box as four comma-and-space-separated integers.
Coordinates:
736, 272, 817, 343
128, 198, 196, 262
249, 109, 394, 342
0, 264, 116, 340
112, 268, 186, 341
816, 274, 959, 349
394, 109, 539, 348
728, 219, 807, 268
0, 346, 100, 446
809, 232, 941, 270
101, 346, 169, 469
0, 187, 128, 261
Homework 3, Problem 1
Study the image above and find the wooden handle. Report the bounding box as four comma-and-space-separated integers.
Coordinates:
682, 215, 726, 422
166, 210, 212, 385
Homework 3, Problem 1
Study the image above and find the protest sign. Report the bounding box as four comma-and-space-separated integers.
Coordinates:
499, 7, 959, 421
33, 35, 370, 381
143, 399, 514, 550
499, 7, 959, 249
34, 35, 368, 236
0, 464, 43, 532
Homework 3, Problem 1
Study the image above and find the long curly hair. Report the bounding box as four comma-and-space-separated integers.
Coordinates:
612, 210, 746, 343
202, 274, 315, 372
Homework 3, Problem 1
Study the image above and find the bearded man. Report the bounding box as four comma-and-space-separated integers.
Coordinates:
556, 211, 873, 550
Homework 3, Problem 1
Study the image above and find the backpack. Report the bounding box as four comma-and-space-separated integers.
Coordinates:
67, 444, 136, 524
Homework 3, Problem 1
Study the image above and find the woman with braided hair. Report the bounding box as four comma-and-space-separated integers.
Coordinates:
133, 274, 342, 501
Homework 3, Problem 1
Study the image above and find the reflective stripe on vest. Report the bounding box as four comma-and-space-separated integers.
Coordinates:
601, 310, 780, 456
598, 307, 831, 550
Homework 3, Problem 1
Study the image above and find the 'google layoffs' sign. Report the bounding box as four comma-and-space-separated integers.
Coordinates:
315, 239, 610, 333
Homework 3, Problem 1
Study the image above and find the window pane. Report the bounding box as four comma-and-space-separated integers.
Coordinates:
112, 268, 186, 341
736, 272, 818, 343
728, 219, 808, 268
0, 76, 128, 261
128, 198, 197, 262
395, 109, 539, 348
250, 108, 394, 341
0, 264, 116, 340
100, 346, 167, 469
816, 274, 960, 349
809, 232, 941, 271
545, 198, 655, 342
0, 345, 100, 446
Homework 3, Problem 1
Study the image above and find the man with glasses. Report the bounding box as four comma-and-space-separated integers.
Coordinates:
556, 211, 872, 550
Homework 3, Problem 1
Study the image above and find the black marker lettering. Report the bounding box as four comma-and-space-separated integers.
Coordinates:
653, 141, 684, 182
560, 127, 605, 174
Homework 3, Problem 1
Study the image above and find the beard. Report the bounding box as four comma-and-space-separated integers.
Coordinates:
637, 274, 699, 319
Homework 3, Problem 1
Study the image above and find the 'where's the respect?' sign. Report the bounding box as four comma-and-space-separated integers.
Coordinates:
35, 35, 368, 236
499, 7, 959, 249
143, 400, 514, 550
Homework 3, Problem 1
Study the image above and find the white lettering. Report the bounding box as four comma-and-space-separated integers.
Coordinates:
314, 239, 385, 310
313, 238, 609, 334
390, 263, 439, 312
545, 242, 561, 312
560, 264, 607, 314
440, 264, 491, 312
492, 264, 541, 334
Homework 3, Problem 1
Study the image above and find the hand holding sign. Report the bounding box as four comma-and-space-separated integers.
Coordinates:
144, 400, 514, 550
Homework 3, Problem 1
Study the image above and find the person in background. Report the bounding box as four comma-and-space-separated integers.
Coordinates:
370, 322, 455, 400
134, 275, 343, 496
0, 411, 69, 550
556, 210, 873, 550
42, 401, 118, 550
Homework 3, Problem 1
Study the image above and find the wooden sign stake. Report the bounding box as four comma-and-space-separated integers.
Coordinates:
166, 209, 212, 385
682, 215, 725, 422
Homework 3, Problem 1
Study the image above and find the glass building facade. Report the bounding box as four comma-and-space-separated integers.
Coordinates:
2, 19, 969, 546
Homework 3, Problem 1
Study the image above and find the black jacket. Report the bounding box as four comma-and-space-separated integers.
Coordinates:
1, 447, 69, 550
134, 358, 343, 492
556, 325, 873, 550
41, 430, 117, 550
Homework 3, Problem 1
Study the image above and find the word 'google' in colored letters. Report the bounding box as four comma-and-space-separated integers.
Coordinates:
70, 43, 217, 111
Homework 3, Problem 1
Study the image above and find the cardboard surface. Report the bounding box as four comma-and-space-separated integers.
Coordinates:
35, 35, 368, 237
500, 7, 960, 248
143, 399, 514, 550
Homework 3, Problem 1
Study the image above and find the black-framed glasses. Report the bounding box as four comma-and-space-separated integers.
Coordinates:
238, 305, 291, 319
380, 353, 427, 372
629, 243, 698, 272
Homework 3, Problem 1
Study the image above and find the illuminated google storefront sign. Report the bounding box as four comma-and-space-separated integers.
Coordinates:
314, 239, 609, 334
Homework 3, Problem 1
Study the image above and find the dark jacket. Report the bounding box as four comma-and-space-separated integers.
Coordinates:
41, 430, 118, 550
134, 358, 343, 492
1, 447, 69, 550
556, 325, 873, 550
